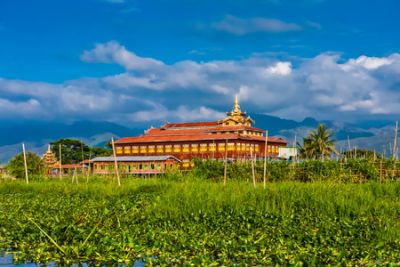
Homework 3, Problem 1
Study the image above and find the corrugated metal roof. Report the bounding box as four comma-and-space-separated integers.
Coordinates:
91, 156, 181, 162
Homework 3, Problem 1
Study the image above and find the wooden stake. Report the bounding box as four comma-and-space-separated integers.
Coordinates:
251, 146, 256, 189
380, 155, 384, 183
393, 121, 398, 160
263, 130, 268, 189
347, 136, 351, 158
87, 147, 92, 183
111, 137, 121, 186
22, 143, 29, 184
224, 139, 228, 186
59, 144, 62, 179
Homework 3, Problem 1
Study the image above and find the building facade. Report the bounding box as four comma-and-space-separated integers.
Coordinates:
114, 97, 287, 168
91, 156, 181, 175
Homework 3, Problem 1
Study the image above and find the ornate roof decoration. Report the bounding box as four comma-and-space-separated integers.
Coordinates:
218, 95, 255, 126
42, 144, 59, 167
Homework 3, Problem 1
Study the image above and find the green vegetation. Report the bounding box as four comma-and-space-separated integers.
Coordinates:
298, 123, 339, 159
1, 176, 400, 265
194, 158, 400, 183
50, 138, 112, 164
342, 148, 383, 160
6, 152, 44, 179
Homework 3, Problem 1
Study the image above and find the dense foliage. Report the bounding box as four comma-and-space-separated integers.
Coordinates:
6, 152, 44, 179
50, 138, 112, 164
193, 158, 400, 183
1, 178, 400, 265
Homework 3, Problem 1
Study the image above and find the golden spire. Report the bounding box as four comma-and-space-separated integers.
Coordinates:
47, 144, 52, 153
233, 95, 241, 113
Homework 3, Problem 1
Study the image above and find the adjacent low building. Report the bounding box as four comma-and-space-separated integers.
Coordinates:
91, 155, 181, 175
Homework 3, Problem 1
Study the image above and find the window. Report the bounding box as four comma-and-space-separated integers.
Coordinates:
209, 143, 216, 152
165, 145, 172, 153
218, 143, 225, 152
124, 146, 131, 154
240, 143, 245, 151
132, 146, 139, 154
245, 144, 251, 152
116, 146, 123, 154
255, 144, 260, 152
236, 143, 241, 151
182, 160, 190, 168
140, 146, 147, 153
191, 144, 198, 153
182, 144, 190, 153
156, 145, 164, 153
227, 143, 235, 151
148, 145, 155, 153
173, 145, 181, 153
200, 144, 207, 152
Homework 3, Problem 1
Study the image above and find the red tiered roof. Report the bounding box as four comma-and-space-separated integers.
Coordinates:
161, 121, 219, 129
115, 133, 286, 144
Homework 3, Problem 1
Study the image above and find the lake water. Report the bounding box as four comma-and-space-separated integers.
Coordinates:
0, 254, 145, 267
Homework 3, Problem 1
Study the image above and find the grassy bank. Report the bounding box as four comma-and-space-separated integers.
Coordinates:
1, 177, 400, 265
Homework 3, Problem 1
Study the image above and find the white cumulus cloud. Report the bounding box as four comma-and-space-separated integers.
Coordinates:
1, 41, 400, 124
266, 62, 292, 75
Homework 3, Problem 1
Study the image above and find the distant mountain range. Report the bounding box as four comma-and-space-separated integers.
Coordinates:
0, 115, 397, 163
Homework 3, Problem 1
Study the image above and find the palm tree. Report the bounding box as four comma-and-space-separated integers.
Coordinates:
301, 124, 338, 160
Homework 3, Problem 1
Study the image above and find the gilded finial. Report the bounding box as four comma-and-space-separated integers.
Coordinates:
233, 95, 240, 113
47, 144, 51, 153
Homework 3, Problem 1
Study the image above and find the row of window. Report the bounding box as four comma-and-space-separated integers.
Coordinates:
94, 162, 174, 171
210, 130, 263, 137
116, 143, 280, 154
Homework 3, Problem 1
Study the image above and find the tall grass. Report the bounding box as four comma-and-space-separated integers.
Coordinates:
1, 177, 400, 265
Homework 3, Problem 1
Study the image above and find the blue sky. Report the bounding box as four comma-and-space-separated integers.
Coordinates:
0, 0, 400, 125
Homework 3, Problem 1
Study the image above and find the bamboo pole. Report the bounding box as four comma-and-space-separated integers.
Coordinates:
22, 143, 29, 184
111, 137, 121, 186
263, 130, 269, 189
393, 121, 398, 160
380, 154, 384, 184
251, 146, 256, 189
87, 147, 92, 183
347, 136, 351, 158
224, 139, 228, 186
59, 144, 62, 179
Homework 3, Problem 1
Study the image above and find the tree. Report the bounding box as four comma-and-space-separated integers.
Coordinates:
50, 139, 112, 164
300, 124, 338, 160
6, 152, 44, 178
